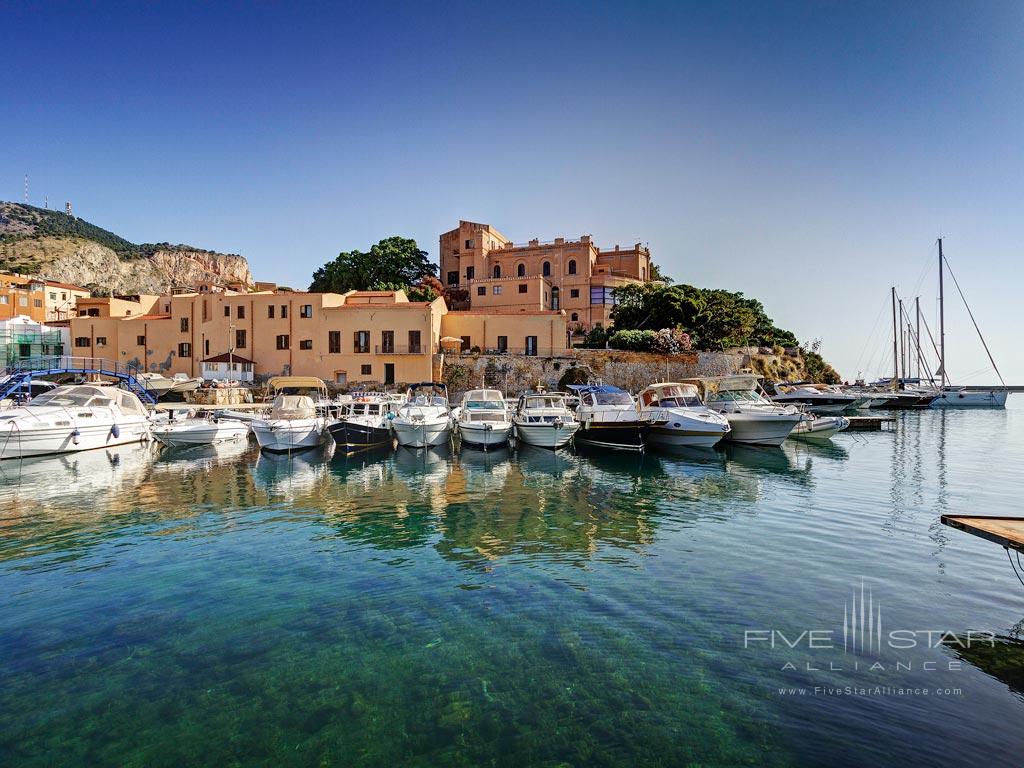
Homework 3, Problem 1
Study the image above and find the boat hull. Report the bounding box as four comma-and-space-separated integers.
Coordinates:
575, 421, 647, 452
514, 421, 579, 449
251, 418, 324, 452
458, 422, 513, 448
931, 389, 1008, 408
790, 415, 849, 441
647, 425, 729, 449
722, 413, 801, 446
0, 419, 150, 460
327, 419, 393, 452
153, 421, 249, 447
392, 419, 451, 448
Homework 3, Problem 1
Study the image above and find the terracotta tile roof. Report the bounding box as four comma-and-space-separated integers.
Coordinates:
202, 352, 255, 364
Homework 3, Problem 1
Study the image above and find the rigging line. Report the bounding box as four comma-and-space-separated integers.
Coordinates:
854, 295, 889, 374
942, 256, 1006, 387
900, 304, 935, 383
1008, 547, 1024, 590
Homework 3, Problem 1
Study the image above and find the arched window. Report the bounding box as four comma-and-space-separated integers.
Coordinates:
542, 261, 551, 277
570, 312, 578, 321
517, 263, 526, 277
493, 265, 501, 279
568, 259, 577, 275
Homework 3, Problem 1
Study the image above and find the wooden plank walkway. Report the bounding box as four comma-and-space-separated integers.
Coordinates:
941, 515, 1024, 554
845, 416, 897, 431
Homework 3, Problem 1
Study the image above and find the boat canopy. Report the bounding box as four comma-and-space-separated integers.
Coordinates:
566, 384, 628, 395
639, 382, 701, 406
462, 389, 505, 407
269, 394, 317, 419
268, 376, 328, 394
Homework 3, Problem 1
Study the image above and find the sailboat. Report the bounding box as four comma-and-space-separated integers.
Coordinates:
929, 239, 1008, 408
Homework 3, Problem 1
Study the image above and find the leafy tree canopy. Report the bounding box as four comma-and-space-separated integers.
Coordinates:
309, 236, 436, 293
610, 282, 799, 350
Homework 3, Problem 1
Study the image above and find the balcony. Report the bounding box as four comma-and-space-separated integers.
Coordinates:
374, 344, 429, 355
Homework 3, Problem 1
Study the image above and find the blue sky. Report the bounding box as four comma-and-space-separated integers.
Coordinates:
3, 1, 1022, 383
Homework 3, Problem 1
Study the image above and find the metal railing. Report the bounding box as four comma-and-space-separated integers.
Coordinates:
374, 344, 428, 355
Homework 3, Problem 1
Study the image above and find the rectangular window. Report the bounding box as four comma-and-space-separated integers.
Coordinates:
281, 305, 288, 318
300, 304, 312, 318
381, 330, 394, 353
477, 286, 486, 296
237, 305, 245, 319
354, 330, 370, 353
0, 296, 8, 304
461, 336, 471, 351
268, 305, 275, 318
95, 336, 107, 347
179, 342, 192, 358
408, 330, 421, 354
299, 339, 312, 350
497, 335, 508, 352
49, 292, 56, 300
235, 329, 247, 349
447, 270, 458, 285
328, 330, 341, 353
570, 289, 580, 298
74, 336, 90, 347
33, 298, 43, 308
19, 297, 27, 306
465, 266, 474, 281
276, 335, 289, 350
88, 308, 99, 317
493, 285, 502, 295
361, 364, 372, 376
465, 239, 473, 249
224, 305, 231, 317
590, 287, 617, 306
525, 336, 538, 356
180, 317, 189, 332
204, 339, 210, 356
518, 284, 528, 294
137, 335, 146, 346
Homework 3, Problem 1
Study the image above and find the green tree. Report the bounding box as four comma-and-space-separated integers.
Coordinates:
309, 236, 436, 293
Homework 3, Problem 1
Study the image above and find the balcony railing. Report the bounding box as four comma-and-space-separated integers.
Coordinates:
373, 344, 428, 355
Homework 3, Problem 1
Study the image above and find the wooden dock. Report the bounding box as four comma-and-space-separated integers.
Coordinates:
941, 515, 1024, 554
844, 416, 897, 431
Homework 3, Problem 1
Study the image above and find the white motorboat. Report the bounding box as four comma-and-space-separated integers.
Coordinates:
638, 382, 731, 448
569, 384, 655, 452
252, 394, 327, 452
457, 389, 512, 449
137, 372, 179, 396
0, 384, 152, 460
391, 382, 453, 448
697, 376, 803, 447
771, 383, 864, 414
169, 373, 203, 394
152, 413, 250, 447
327, 393, 397, 452
790, 413, 850, 440
512, 391, 580, 449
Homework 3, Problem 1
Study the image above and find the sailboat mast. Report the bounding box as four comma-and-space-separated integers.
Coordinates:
891, 287, 899, 389
915, 296, 922, 379
938, 238, 947, 387
898, 298, 906, 380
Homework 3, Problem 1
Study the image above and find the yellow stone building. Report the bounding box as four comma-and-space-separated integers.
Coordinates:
439, 220, 652, 331
68, 287, 568, 387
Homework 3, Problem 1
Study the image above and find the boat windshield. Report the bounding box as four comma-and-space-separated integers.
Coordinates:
589, 392, 633, 406
525, 396, 565, 410
26, 387, 105, 408
659, 396, 703, 408
710, 390, 762, 403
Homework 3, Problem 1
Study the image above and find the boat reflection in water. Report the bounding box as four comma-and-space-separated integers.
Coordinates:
252, 443, 335, 500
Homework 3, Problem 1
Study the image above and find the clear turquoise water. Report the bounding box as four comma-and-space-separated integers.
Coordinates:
2, 407, 1024, 766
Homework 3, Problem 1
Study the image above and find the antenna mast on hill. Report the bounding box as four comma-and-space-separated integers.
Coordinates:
24, 174, 28, 203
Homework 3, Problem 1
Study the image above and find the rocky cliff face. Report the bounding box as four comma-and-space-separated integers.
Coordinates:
0, 237, 253, 295
0, 201, 255, 295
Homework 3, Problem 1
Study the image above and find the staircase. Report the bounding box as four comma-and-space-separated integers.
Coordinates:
0, 356, 158, 404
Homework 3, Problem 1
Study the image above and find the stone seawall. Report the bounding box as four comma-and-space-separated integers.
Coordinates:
442, 349, 751, 397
